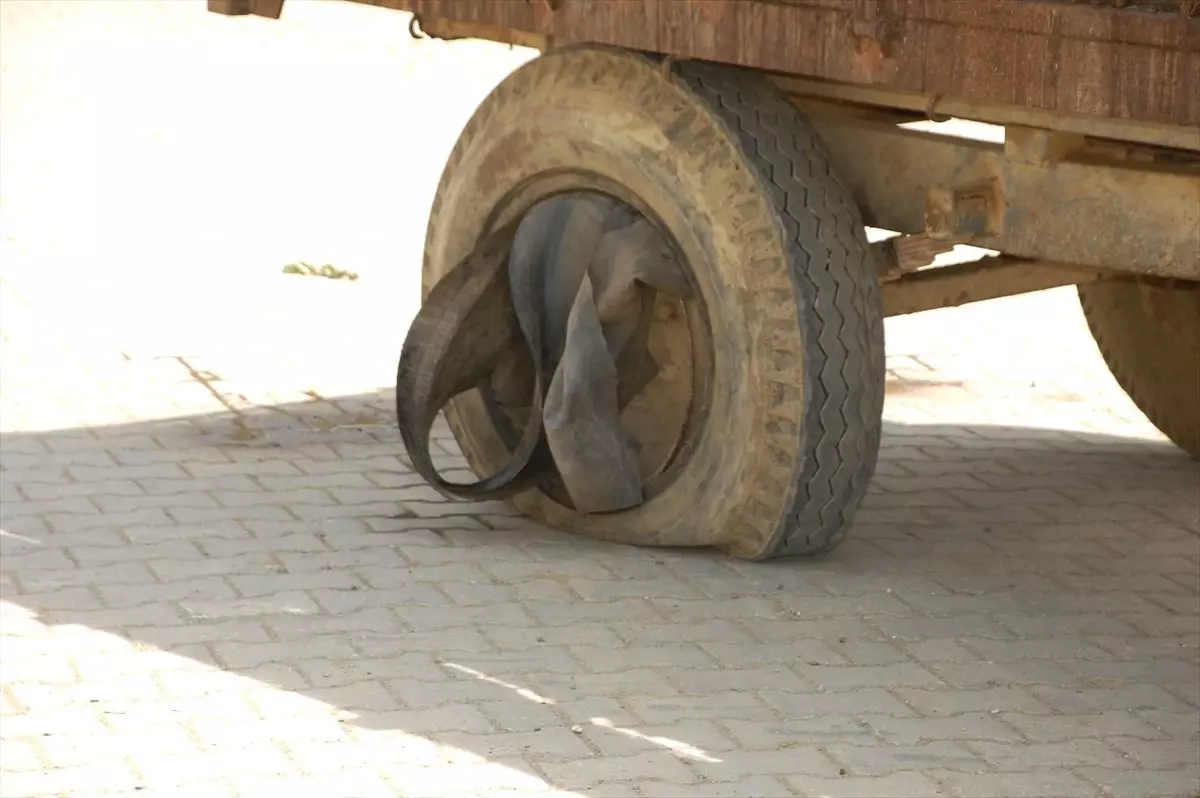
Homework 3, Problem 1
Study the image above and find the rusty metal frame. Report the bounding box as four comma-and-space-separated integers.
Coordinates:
768, 75, 1200, 154
800, 102, 1200, 280
876, 255, 1106, 316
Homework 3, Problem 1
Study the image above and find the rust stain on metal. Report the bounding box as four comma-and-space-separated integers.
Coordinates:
847, 14, 902, 81
850, 29, 890, 79
925, 180, 1006, 240
873, 235, 960, 282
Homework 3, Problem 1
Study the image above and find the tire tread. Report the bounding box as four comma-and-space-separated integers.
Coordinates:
680, 62, 884, 556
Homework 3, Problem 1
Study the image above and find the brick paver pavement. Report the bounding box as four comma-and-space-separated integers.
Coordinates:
1, 2, 1198, 797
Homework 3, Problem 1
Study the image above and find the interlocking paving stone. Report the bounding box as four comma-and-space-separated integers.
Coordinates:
2, 1, 1198, 796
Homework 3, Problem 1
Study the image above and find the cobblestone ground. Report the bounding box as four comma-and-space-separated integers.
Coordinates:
2, 2, 1198, 797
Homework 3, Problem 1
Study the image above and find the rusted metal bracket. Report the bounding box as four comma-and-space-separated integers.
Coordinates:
880, 257, 1106, 317
924, 180, 1004, 241
873, 235, 962, 282
207, 0, 285, 19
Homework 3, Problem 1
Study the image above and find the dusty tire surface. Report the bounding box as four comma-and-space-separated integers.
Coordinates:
1079, 279, 1200, 458
422, 45, 884, 559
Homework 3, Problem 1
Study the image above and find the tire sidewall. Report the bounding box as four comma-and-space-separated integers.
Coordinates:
1078, 280, 1200, 458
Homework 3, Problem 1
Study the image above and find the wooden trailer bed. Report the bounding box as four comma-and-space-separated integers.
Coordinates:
215, 0, 1200, 142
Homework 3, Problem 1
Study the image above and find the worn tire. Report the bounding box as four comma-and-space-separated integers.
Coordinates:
1078, 279, 1200, 458
422, 46, 884, 559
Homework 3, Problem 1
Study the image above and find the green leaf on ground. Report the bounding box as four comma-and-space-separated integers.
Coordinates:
282, 262, 360, 281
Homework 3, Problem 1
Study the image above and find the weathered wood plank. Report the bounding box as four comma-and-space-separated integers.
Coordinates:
409, 0, 536, 31
540, 0, 660, 52
343, 0, 1199, 128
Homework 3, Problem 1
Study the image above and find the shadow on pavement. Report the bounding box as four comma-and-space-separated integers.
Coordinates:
1, 391, 1197, 796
